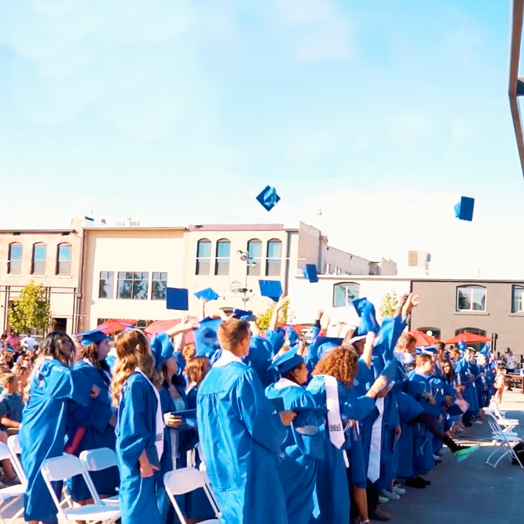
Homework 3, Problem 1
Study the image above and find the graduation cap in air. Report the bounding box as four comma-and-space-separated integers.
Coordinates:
259, 280, 283, 301
233, 309, 256, 321
352, 297, 380, 336
194, 288, 220, 302
454, 196, 475, 221
303, 264, 319, 283
76, 328, 109, 346
379, 357, 399, 389
256, 185, 281, 212
270, 346, 304, 375
166, 288, 189, 311
193, 317, 222, 358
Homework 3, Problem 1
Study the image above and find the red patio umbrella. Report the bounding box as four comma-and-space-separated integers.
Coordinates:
409, 330, 440, 347
144, 319, 181, 336
97, 320, 135, 334
445, 331, 492, 344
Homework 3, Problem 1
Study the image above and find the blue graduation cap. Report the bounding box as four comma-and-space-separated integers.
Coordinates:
193, 317, 222, 358
256, 185, 281, 212
303, 264, 319, 283
379, 357, 398, 392
194, 288, 220, 301
285, 326, 299, 347
352, 297, 380, 336
166, 288, 189, 311
76, 328, 109, 347
149, 333, 174, 370
259, 280, 283, 301
308, 336, 343, 366
457, 340, 467, 351
270, 346, 304, 375
421, 345, 438, 355
233, 309, 256, 321
454, 196, 475, 221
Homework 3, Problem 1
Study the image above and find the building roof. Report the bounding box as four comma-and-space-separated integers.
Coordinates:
0, 229, 76, 234
187, 223, 296, 232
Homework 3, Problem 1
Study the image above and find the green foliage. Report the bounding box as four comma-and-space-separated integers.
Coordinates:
380, 289, 399, 319
8, 281, 51, 334
257, 301, 290, 333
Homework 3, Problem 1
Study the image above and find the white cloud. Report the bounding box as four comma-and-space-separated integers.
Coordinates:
274, 0, 356, 61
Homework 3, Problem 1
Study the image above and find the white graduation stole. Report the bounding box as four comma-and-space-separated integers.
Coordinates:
324, 375, 345, 449
367, 396, 384, 483
135, 369, 165, 461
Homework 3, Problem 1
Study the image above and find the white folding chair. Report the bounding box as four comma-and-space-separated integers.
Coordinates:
0, 442, 26, 524
164, 467, 221, 524
79, 448, 119, 507
486, 406, 520, 433
6, 435, 26, 485
41, 454, 120, 524
485, 414, 523, 469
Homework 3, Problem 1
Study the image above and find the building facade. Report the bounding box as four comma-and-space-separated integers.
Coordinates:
0, 219, 84, 334
410, 279, 524, 356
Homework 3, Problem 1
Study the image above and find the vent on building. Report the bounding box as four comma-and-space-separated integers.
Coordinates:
229, 280, 244, 294
408, 251, 418, 267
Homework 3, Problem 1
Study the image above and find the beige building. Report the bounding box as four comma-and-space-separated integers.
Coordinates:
0, 219, 84, 334
79, 221, 397, 330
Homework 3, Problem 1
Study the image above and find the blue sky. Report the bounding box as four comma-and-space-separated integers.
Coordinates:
0, 0, 522, 277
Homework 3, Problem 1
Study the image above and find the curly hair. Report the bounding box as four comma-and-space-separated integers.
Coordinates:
111, 329, 156, 407
312, 345, 359, 387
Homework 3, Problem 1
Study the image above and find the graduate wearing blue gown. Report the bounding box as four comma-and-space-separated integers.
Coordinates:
197, 318, 290, 524
307, 345, 385, 524
20, 332, 94, 524
66, 328, 119, 503
113, 329, 163, 524
265, 348, 325, 524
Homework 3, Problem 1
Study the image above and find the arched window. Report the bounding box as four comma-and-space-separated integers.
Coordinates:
247, 239, 262, 276
32, 243, 47, 275
195, 239, 211, 275
333, 282, 360, 308
512, 285, 524, 313
266, 239, 282, 277
7, 243, 22, 275
417, 327, 441, 340
455, 327, 487, 337
456, 285, 486, 312
215, 239, 231, 276
56, 243, 72, 276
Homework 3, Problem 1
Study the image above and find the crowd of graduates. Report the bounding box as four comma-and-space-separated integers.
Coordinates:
0, 292, 503, 524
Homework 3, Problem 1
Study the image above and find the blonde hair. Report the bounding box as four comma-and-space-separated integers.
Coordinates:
111, 329, 155, 407
217, 318, 250, 351
0, 373, 15, 390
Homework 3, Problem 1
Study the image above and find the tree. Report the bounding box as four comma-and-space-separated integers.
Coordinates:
380, 289, 399, 319
8, 281, 51, 334
257, 300, 291, 333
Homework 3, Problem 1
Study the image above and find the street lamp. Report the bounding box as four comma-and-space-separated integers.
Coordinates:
237, 250, 256, 306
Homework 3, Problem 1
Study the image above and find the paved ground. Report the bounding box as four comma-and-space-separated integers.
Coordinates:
386, 390, 524, 524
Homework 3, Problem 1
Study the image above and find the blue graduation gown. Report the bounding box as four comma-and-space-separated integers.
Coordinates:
20, 359, 92, 523
116, 372, 162, 524
66, 360, 119, 502
244, 336, 278, 388
455, 359, 479, 413
395, 391, 423, 479
197, 356, 288, 524
266, 380, 324, 524
307, 376, 376, 524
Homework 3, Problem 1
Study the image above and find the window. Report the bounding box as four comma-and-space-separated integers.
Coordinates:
99, 272, 115, 299
333, 282, 360, 307
32, 243, 47, 275
247, 239, 262, 276
215, 239, 231, 276
196, 239, 211, 275
266, 239, 282, 277
56, 243, 72, 275
418, 327, 441, 340
7, 243, 22, 274
117, 272, 149, 300
455, 328, 487, 337
512, 285, 524, 313
456, 285, 486, 312
152, 272, 168, 300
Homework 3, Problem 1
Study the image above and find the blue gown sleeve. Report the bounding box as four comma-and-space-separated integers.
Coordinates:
118, 378, 152, 467
265, 330, 285, 357
51, 365, 92, 407
233, 369, 286, 455
340, 392, 376, 422
375, 316, 408, 366
289, 391, 324, 459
